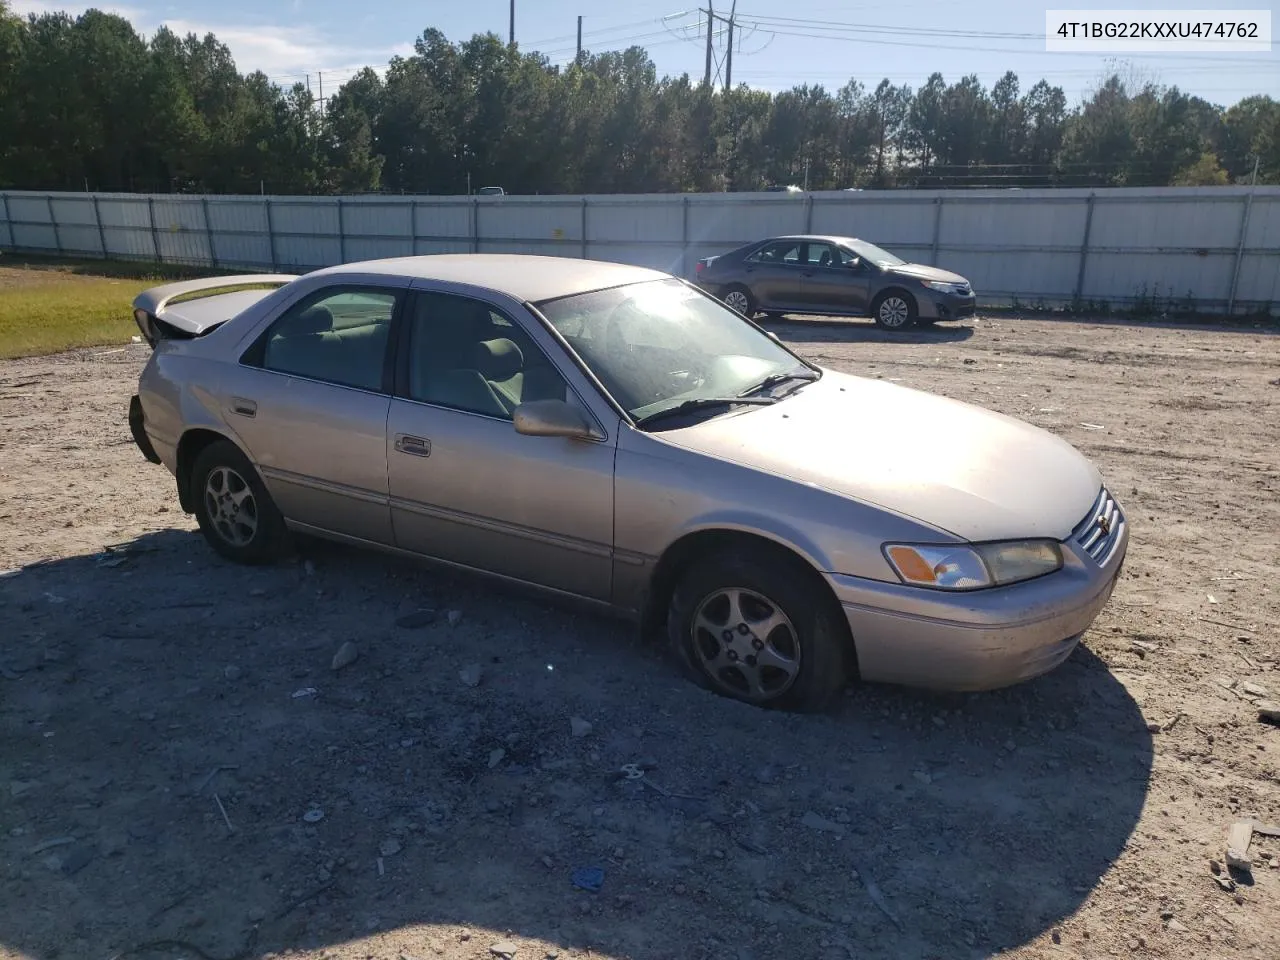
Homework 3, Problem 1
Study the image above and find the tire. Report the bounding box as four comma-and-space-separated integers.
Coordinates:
721, 284, 756, 317
667, 546, 851, 712
191, 439, 290, 564
872, 290, 917, 331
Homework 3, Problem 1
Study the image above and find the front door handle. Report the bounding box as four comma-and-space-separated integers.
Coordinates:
231, 397, 257, 418
395, 434, 431, 457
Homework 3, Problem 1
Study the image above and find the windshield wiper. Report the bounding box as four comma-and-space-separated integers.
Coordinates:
738, 369, 821, 397
634, 395, 777, 429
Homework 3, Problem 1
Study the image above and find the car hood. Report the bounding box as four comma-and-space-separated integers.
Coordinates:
659, 370, 1101, 543
885, 262, 969, 284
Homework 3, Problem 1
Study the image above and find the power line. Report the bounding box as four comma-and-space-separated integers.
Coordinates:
742, 14, 1045, 41
525, 13, 691, 48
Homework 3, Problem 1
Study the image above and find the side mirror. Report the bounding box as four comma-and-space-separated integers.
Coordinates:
513, 399, 599, 440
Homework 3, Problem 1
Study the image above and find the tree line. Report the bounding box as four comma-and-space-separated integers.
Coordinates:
1, 3, 1277, 196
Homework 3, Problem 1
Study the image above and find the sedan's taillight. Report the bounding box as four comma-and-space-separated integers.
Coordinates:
695, 261, 705, 274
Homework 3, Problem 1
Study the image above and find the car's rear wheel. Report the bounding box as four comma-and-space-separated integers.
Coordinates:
191, 439, 289, 564
721, 285, 755, 317
667, 547, 850, 711
872, 290, 917, 330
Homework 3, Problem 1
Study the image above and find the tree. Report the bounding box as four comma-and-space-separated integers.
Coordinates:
1023, 80, 1067, 172
865, 80, 911, 186
987, 71, 1026, 167
1061, 75, 1135, 185
905, 73, 945, 171
1172, 152, 1229, 185
0, 10, 1266, 195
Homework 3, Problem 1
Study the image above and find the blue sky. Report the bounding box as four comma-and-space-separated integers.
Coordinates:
12, 0, 1280, 106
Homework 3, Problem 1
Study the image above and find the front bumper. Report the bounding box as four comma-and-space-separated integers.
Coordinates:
828, 491, 1128, 691
128, 394, 162, 464
919, 291, 977, 321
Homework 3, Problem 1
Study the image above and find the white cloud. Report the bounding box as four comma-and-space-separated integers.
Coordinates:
8, 2, 407, 83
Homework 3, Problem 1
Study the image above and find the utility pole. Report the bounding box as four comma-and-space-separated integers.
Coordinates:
509, 0, 515, 44
318, 72, 324, 116
703, 3, 714, 87
1251, 154, 1260, 186
576, 15, 582, 61
724, 0, 736, 91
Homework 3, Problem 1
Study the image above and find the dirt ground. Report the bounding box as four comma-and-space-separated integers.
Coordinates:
1, 313, 1278, 960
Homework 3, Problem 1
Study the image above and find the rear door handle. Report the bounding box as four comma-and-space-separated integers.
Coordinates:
395, 434, 431, 457
231, 397, 257, 418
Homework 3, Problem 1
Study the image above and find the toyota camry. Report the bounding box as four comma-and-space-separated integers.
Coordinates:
128, 254, 1127, 711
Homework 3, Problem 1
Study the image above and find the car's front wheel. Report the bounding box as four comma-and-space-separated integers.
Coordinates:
191, 439, 290, 564
721, 284, 756, 317
667, 546, 850, 711
872, 290, 917, 330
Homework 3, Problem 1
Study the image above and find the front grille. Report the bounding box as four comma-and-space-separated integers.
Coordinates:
957, 284, 972, 296
1073, 487, 1124, 564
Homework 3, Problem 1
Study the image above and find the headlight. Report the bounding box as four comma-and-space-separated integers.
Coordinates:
883, 540, 1063, 590
921, 280, 965, 294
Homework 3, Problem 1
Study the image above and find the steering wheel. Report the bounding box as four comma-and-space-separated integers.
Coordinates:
602, 301, 709, 400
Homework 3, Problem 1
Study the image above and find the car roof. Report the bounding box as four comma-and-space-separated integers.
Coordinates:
307, 254, 669, 304
762, 235, 863, 245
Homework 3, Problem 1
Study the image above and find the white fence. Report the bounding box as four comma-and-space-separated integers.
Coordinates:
2, 186, 1279, 314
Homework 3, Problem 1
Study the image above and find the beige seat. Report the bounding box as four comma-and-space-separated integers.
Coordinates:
266, 304, 389, 391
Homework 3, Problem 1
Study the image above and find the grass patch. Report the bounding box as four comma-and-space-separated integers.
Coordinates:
0, 254, 267, 359
0, 273, 154, 358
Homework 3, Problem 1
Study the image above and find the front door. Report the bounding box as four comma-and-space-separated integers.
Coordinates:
386, 290, 617, 601
221, 283, 404, 544
796, 241, 873, 314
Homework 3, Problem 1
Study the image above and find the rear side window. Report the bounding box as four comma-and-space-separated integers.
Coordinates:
245, 286, 399, 393
747, 241, 803, 264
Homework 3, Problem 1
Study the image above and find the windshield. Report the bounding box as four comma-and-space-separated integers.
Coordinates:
536, 279, 816, 424
844, 239, 905, 267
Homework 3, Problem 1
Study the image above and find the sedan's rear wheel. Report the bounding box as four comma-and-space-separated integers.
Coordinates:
872, 290, 917, 331
191, 439, 289, 564
667, 547, 850, 711
721, 285, 755, 317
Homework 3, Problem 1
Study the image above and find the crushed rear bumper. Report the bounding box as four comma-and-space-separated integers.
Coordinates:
128, 395, 161, 464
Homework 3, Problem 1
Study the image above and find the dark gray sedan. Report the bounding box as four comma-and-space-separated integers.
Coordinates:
692, 235, 977, 331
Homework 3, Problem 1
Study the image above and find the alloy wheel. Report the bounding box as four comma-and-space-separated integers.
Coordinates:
204, 466, 259, 547
724, 290, 751, 315
690, 587, 801, 703
878, 296, 910, 328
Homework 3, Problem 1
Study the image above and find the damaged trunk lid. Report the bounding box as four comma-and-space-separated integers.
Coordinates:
132, 274, 297, 347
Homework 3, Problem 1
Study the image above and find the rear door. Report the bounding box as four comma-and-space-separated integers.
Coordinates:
219, 281, 405, 544
740, 240, 807, 310
797, 241, 874, 314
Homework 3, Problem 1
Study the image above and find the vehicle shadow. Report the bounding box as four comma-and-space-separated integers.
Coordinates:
760, 314, 977, 345
0, 530, 1151, 960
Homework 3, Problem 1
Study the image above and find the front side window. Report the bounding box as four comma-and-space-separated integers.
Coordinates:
407, 291, 568, 420
257, 287, 397, 391
537, 279, 816, 422
805, 242, 842, 267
